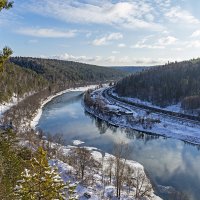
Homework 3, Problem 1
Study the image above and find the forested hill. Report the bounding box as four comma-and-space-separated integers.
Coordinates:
0, 57, 126, 104
112, 66, 149, 73
10, 57, 127, 85
0, 61, 48, 103
115, 59, 200, 108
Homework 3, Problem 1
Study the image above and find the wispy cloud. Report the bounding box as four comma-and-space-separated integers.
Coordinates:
165, 6, 200, 24
112, 51, 120, 54
92, 33, 123, 46
47, 53, 102, 64
25, 0, 164, 31
17, 28, 77, 38
132, 35, 177, 49
118, 43, 126, 48
45, 52, 174, 66
185, 40, 200, 48
158, 36, 177, 45
191, 30, 200, 37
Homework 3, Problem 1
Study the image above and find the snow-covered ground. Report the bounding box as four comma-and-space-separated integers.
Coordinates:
85, 88, 200, 145
111, 89, 200, 117
1, 85, 162, 199
0, 91, 38, 124
48, 140, 162, 200
0, 94, 29, 118
112, 91, 183, 113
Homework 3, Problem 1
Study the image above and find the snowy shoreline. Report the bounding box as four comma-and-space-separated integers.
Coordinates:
0, 85, 162, 199
30, 85, 99, 129
84, 88, 200, 145
48, 140, 162, 200
24, 85, 162, 199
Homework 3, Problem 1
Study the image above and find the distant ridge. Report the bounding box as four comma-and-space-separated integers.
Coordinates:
115, 58, 200, 108
10, 57, 128, 85
111, 66, 150, 73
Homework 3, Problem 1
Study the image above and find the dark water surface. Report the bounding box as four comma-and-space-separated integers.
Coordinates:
37, 91, 200, 200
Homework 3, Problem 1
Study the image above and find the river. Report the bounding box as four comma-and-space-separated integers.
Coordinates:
37, 90, 200, 200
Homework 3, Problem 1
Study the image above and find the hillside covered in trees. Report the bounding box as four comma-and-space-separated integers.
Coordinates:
112, 66, 149, 73
0, 57, 126, 104
0, 61, 48, 103
115, 59, 200, 109
10, 57, 127, 85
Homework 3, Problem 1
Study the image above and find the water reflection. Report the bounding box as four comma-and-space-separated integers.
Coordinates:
38, 91, 200, 200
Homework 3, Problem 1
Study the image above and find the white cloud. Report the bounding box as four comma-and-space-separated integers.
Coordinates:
118, 43, 126, 48
48, 53, 102, 64
191, 30, 200, 37
26, 0, 164, 31
17, 28, 77, 38
132, 35, 164, 49
158, 36, 177, 45
92, 33, 123, 46
45, 52, 174, 66
186, 40, 200, 48
132, 43, 165, 49
132, 35, 177, 49
104, 56, 174, 66
165, 7, 200, 24
112, 51, 120, 54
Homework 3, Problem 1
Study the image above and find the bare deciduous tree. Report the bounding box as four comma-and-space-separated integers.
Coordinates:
113, 142, 131, 198
134, 169, 152, 199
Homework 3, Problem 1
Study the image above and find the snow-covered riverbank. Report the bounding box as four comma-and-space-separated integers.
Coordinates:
48, 140, 162, 200
30, 85, 98, 129
2, 85, 163, 199
84, 87, 200, 145
26, 85, 162, 199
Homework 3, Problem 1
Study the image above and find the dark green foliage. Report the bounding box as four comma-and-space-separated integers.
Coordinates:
0, 0, 14, 72
10, 57, 127, 85
112, 66, 148, 73
15, 147, 67, 200
0, 0, 13, 11
116, 59, 200, 107
0, 61, 48, 103
0, 47, 13, 73
0, 129, 31, 199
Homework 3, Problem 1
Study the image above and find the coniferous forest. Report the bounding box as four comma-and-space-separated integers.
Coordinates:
0, 57, 127, 103
115, 59, 200, 109
10, 57, 126, 85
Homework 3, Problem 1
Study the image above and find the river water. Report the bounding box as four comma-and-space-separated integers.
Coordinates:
37, 90, 200, 200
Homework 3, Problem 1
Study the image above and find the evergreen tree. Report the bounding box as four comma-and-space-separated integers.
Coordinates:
0, 0, 13, 73
0, 129, 26, 200
0, 0, 13, 11
0, 46, 13, 73
15, 147, 77, 200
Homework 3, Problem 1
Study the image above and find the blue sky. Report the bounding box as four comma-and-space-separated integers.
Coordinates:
1, 0, 200, 66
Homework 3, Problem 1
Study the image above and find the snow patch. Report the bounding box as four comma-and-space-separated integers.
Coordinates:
73, 140, 85, 146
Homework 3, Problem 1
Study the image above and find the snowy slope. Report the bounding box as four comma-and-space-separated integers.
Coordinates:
49, 140, 162, 200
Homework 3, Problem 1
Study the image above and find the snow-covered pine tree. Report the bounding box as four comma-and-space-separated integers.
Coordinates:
14, 147, 77, 200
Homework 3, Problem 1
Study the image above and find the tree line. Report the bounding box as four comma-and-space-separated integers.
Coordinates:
10, 57, 127, 85
115, 59, 200, 109
0, 56, 126, 104
0, 61, 48, 103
